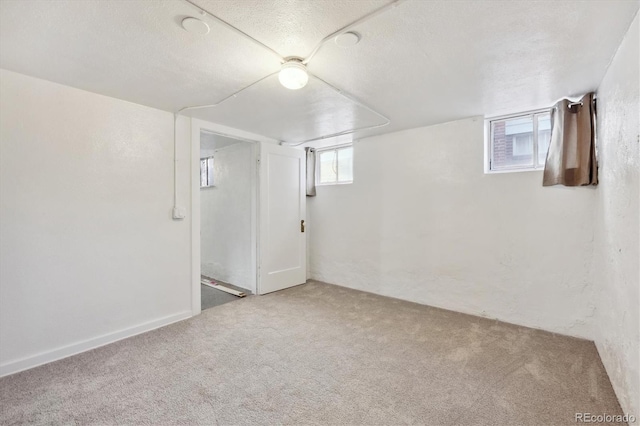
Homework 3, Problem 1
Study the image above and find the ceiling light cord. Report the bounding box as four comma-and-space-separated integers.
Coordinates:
171, 71, 389, 148
176, 72, 279, 115
182, 0, 285, 63
181, 0, 406, 67
281, 120, 390, 147
175, 0, 400, 146
284, 121, 390, 146
171, 71, 286, 211
302, 0, 406, 65
280, 74, 390, 146
170, 0, 402, 215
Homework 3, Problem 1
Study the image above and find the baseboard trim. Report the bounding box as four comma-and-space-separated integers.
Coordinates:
0, 310, 192, 378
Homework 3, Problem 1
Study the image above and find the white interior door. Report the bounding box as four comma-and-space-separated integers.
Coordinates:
258, 143, 306, 294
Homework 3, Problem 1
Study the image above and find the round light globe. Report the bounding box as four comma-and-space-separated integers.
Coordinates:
279, 60, 309, 90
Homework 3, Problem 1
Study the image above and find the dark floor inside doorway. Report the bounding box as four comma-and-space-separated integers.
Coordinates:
201, 278, 252, 311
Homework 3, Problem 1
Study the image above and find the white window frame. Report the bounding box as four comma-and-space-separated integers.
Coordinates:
484, 108, 552, 174
316, 143, 354, 186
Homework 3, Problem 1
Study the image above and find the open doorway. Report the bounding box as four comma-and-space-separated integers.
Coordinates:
190, 119, 308, 314
199, 129, 257, 311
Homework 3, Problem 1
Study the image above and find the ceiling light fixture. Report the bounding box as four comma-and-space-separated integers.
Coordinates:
179, 0, 404, 142
278, 58, 309, 90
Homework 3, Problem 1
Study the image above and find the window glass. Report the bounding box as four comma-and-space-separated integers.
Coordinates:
200, 159, 208, 187
488, 110, 552, 172
537, 113, 552, 165
492, 116, 534, 170
319, 150, 337, 183
200, 156, 214, 187
317, 145, 353, 185
512, 133, 533, 156
337, 147, 353, 182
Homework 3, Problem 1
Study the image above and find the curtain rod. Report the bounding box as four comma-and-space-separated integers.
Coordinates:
566, 96, 597, 108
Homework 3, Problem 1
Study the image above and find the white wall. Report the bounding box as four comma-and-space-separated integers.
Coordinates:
200, 142, 255, 290
0, 69, 192, 375
309, 117, 597, 339
593, 13, 639, 417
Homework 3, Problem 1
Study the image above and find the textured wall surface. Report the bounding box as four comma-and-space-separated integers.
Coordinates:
0, 70, 192, 374
309, 117, 597, 339
593, 13, 640, 417
200, 142, 255, 290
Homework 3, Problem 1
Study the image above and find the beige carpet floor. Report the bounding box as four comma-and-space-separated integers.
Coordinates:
0, 281, 623, 425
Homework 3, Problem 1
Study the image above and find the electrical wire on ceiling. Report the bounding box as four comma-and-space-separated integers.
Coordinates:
171, 0, 404, 218
173, 71, 390, 145
176, 0, 405, 146
286, 75, 390, 146
182, 0, 285, 63
301, 0, 404, 65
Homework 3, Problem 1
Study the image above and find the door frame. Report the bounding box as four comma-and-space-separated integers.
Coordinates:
190, 118, 277, 315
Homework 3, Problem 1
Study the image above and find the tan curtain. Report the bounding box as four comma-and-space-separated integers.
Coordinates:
305, 147, 316, 197
543, 92, 598, 186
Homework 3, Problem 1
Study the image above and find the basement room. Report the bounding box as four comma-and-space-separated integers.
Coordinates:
0, 0, 638, 425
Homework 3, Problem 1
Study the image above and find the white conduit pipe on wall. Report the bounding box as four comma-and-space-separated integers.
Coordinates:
173, 113, 179, 217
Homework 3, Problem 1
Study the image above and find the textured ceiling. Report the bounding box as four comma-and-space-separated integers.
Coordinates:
306, 0, 640, 145
0, 0, 281, 112
191, 0, 390, 58
1, 0, 638, 147
189, 73, 387, 143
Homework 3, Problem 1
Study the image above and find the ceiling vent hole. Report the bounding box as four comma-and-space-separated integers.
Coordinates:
182, 17, 210, 35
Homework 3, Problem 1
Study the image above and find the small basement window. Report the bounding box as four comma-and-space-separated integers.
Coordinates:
200, 156, 214, 187
317, 145, 353, 185
486, 110, 552, 172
